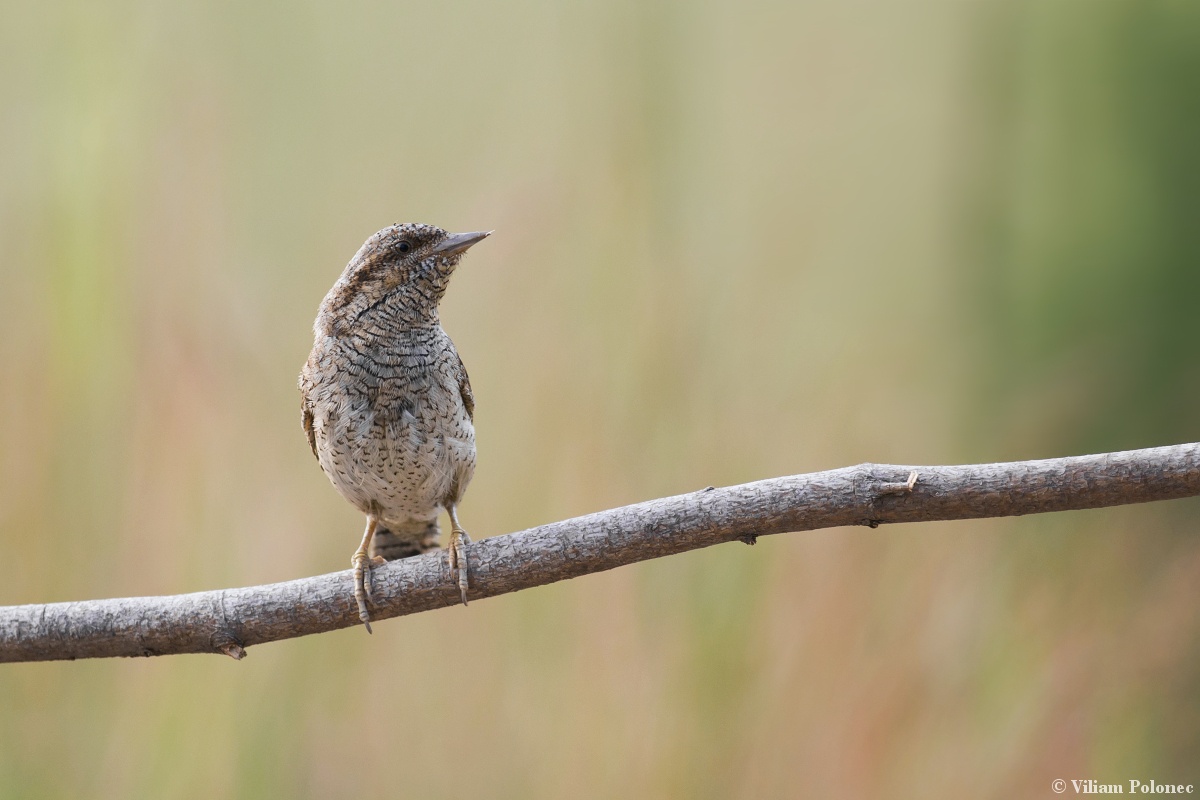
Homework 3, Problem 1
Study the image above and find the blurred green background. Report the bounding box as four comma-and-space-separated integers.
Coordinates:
2, 0, 1199, 796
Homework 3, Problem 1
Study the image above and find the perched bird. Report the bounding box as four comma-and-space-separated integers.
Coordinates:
299, 223, 491, 632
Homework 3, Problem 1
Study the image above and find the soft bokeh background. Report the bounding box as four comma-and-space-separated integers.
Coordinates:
2, 0, 1198, 796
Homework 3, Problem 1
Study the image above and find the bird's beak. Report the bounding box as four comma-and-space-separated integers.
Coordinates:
432, 230, 493, 256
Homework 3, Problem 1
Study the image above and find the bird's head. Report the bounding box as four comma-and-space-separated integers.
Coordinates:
317, 223, 491, 335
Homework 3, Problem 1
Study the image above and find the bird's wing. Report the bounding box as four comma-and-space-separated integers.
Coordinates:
301, 396, 319, 460
454, 351, 475, 421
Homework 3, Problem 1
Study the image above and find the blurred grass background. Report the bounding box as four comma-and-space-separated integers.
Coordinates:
1, 0, 1199, 796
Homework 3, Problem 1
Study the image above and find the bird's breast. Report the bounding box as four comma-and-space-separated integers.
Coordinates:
302, 330, 475, 521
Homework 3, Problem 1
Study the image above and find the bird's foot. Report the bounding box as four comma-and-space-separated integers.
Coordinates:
879, 471, 920, 496
448, 527, 471, 606
351, 549, 387, 634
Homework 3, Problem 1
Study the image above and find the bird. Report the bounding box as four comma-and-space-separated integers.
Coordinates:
298, 223, 491, 632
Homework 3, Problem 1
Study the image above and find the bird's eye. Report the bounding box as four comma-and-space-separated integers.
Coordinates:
397, 240, 412, 254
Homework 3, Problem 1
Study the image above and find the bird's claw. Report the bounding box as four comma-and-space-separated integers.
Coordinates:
351, 551, 386, 634
449, 528, 471, 606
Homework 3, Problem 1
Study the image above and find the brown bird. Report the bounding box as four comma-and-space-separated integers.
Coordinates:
299, 223, 491, 632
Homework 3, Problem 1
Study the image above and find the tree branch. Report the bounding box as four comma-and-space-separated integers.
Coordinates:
3, 443, 1199, 663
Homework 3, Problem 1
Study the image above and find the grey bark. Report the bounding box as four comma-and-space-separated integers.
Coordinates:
2, 443, 1199, 663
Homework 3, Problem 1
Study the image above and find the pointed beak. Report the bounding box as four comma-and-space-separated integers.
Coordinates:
432, 230, 493, 257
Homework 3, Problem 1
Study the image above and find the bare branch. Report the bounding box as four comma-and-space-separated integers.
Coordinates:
3, 443, 1199, 663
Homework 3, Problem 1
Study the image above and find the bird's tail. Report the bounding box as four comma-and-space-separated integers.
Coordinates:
371, 519, 441, 561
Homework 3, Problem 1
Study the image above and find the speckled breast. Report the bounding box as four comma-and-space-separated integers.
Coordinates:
301, 326, 476, 526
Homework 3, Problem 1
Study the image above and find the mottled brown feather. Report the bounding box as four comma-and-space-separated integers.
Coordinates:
455, 351, 475, 421
302, 396, 318, 460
